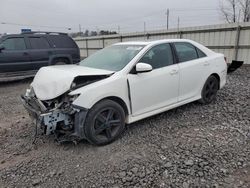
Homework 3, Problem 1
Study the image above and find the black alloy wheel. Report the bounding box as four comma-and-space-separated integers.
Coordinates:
199, 75, 219, 104
84, 100, 125, 145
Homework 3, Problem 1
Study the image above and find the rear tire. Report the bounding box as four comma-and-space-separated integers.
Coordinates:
199, 75, 219, 104
84, 100, 125, 145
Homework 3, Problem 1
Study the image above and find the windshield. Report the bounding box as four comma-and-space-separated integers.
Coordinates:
79, 45, 145, 71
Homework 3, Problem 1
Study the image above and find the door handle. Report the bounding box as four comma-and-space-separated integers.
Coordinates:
23, 52, 29, 56
204, 62, 210, 66
170, 69, 178, 75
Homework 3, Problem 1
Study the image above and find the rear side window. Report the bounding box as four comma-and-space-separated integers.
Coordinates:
2, 37, 26, 50
196, 48, 207, 58
174, 42, 198, 62
29, 37, 50, 49
48, 35, 77, 48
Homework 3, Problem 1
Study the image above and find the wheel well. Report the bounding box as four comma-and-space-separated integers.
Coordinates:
210, 73, 220, 89
52, 57, 70, 64
101, 97, 129, 116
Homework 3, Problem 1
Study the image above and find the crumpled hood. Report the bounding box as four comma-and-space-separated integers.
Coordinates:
31, 65, 114, 101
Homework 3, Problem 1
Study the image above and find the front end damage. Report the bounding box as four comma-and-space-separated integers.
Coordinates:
21, 87, 88, 142
20, 65, 114, 142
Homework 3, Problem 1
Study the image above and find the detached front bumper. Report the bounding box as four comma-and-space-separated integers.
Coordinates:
21, 95, 72, 135
21, 93, 88, 140
21, 95, 43, 121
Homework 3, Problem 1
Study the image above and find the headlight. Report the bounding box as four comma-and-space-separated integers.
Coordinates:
25, 87, 35, 97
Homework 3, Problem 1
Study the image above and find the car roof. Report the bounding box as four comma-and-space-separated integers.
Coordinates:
114, 39, 196, 46
114, 39, 215, 56
1, 32, 68, 38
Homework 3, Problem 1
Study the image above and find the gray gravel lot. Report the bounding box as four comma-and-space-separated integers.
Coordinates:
0, 67, 249, 187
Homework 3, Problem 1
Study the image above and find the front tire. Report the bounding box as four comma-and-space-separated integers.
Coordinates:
199, 75, 219, 104
84, 100, 125, 145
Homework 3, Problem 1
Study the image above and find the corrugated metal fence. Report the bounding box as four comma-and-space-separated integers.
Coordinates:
74, 22, 250, 64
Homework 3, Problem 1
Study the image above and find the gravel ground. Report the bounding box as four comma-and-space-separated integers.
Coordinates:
0, 67, 249, 188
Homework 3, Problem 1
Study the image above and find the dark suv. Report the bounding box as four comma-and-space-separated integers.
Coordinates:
0, 32, 80, 77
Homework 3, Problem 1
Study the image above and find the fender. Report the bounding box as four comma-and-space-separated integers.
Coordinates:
70, 76, 131, 115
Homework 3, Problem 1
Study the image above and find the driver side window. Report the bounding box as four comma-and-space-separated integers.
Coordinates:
2, 37, 26, 50
139, 43, 174, 69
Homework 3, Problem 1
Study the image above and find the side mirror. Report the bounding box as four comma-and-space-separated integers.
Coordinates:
135, 63, 153, 73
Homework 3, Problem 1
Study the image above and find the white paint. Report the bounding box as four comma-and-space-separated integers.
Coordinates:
31, 65, 114, 101
31, 39, 227, 124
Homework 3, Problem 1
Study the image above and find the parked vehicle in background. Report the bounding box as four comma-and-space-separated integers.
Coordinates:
22, 39, 228, 145
0, 32, 80, 79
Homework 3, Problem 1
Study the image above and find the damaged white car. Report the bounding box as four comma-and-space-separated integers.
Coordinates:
22, 39, 227, 145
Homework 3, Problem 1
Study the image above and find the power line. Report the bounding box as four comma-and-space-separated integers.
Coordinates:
171, 8, 219, 12
1, 6, 222, 34
79, 7, 219, 29
1, 21, 71, 30
80, 13, 222, 33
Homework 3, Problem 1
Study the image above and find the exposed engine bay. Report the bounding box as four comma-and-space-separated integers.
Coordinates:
22, 88, 77, 137
21, 74, 111, 142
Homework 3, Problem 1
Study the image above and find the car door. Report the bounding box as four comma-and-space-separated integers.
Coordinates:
127, 43, 179, 116
174, 42, 209, 102
0, 37, 31, 72
27, 36, 52, 70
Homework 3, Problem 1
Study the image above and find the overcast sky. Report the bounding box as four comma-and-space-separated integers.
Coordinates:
0, 0, 225, 34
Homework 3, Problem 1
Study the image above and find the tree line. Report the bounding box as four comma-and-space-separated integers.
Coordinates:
70, 29, 118, 38
220, 0, 250, 23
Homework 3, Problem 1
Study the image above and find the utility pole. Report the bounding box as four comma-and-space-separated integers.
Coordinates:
177, 17, 180, 31
96, 27, 99, 35
79, 24, 81, 33
118, 25, 120, 34
247, 2, 250, 21
177, 17, 181, 39
79, 24, 82, 36
143, 22, 147, 39
238, 9, 241, 23
166, 8, 170, 30
144, 22, 146, 34
247, 4, 250, 21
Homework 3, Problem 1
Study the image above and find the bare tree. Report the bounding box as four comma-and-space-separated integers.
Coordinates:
220, 0, 238, 23
220, 0, 250, 22
239, 0, 250, 21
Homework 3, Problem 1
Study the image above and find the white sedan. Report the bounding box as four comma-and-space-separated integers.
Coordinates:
22, 39, 227, 145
